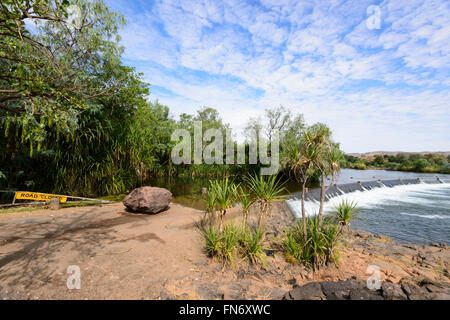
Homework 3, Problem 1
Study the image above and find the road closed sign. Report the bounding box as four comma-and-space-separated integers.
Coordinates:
15, 191, 68, 203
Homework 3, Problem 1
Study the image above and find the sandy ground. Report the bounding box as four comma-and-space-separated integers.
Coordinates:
0, 203, 208, 299
0, 202, 449, 300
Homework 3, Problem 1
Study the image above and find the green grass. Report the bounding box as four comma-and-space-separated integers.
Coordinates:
0, 198, 116, 214
0, 206, 45, 214
97, 194, 127, 201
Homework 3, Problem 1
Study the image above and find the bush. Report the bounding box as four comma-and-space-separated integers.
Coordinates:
352, 162, 367, 170
335, 199, 360, 230
282, 216, 340, 270
221, 224, 239, 265
199, 223, 266, 266
201, 226, 221, 258
239, 226, 266, 265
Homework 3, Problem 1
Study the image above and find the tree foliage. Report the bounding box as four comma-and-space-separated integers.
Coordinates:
1, 0, 127, 148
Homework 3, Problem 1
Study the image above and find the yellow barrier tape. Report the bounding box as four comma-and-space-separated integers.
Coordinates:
15, 191, 68, 203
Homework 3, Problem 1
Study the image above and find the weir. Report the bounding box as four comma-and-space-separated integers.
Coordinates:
286, 178, 444, 203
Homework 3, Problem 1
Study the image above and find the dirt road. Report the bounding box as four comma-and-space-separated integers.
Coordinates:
0, 203, 208, 299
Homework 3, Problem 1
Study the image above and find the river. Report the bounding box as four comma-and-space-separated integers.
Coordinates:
153, 169, 450, 245
288, 169, 450, 245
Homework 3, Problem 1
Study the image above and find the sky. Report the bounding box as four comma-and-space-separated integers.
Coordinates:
104, 0, 450, 153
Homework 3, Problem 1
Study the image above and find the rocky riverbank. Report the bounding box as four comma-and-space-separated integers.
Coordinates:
0, 201, 448, 300
158, 202, 450, 300
283, 277, 450, 300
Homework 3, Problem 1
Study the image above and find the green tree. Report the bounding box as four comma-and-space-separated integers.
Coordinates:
209, 177, 238, 234
1, 0, 127, 149
372, 155, 385, 166
305, 123, 343, 232
412, 158, 431, 172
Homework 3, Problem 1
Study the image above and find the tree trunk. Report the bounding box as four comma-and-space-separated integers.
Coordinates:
258, 206, 263, 229
219, 210, 224, 234
243, 210, 248, 228
258, 202, 266, 230
318, 171, 326, 233
301, 178, 308, 242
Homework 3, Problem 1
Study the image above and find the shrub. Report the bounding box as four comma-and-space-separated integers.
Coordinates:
201, 226, 221, 258
238, 186, 253, 227
282, 216, 341, 270
245, 174, 286, 227
239, 226, 266, 265
199, 223, 266, 267
335, 199, 360, 231
220, 224, 239, 266
352, 162, 367, 170
209, 178, 239, 233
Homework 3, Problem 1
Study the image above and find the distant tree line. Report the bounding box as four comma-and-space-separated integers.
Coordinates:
341, 153, 450, 174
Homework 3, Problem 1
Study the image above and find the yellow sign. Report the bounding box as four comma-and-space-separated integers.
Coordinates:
15, 191, 68, 203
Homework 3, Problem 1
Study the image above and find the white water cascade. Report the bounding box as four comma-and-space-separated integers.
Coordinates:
286, 182, 450, 219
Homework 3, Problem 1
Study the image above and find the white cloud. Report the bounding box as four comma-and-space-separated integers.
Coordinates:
105, 0, 450, 152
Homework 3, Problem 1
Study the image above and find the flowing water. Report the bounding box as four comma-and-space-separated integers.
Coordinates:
286, 169, 450, 245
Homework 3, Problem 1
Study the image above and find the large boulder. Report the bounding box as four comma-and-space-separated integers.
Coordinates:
123, 186, 172, 214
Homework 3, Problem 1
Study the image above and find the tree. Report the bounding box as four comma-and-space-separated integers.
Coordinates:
373, 155, 385, 166
282, 129, 317, 242
265, 105, 291, 143
0, 1, 178, 196
304, 123, 343, 233
209, 177, 238, 234
245, 174, 285, 229
238, 186, 253, 227
1, 0, 126, 148
244, 116, 263, 142
412, 158, 431, 172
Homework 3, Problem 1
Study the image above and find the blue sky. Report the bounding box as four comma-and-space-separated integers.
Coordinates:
104, 0, 450, 153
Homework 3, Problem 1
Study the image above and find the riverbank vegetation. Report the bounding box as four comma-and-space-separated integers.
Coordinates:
198, 176, 280, 267
199, 173, 358, 272
0, 0, 340, 199
342, 153, 450, 173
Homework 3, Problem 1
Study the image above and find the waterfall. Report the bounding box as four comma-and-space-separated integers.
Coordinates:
285, 179, 449, 219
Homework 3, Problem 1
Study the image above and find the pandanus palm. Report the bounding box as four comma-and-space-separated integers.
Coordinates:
315, 144, 343, 232
335, 199, 360, 233
209, 178, 239, 233
284, 129, 321, 242
304, 123, 343, 233
203, 188, 217, 225
245, 174, 285, 228
238, 186, 253, 227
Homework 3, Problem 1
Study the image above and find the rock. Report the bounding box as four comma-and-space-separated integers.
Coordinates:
381, 282, 407, 300
429, 293, 450, 300
321, 280, 364, 300
400, 282, 429, 300
430, 242, 440, 247
287, 278, 297, 286
123, 186, 172, 214
195, 283, 223, 300
281, 278, 450, 300
283, 282, 325, 300
49, 198, 60, 210
349, 287, 383, 300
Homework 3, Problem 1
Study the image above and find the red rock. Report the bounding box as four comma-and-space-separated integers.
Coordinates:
123, 186, 172, 214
